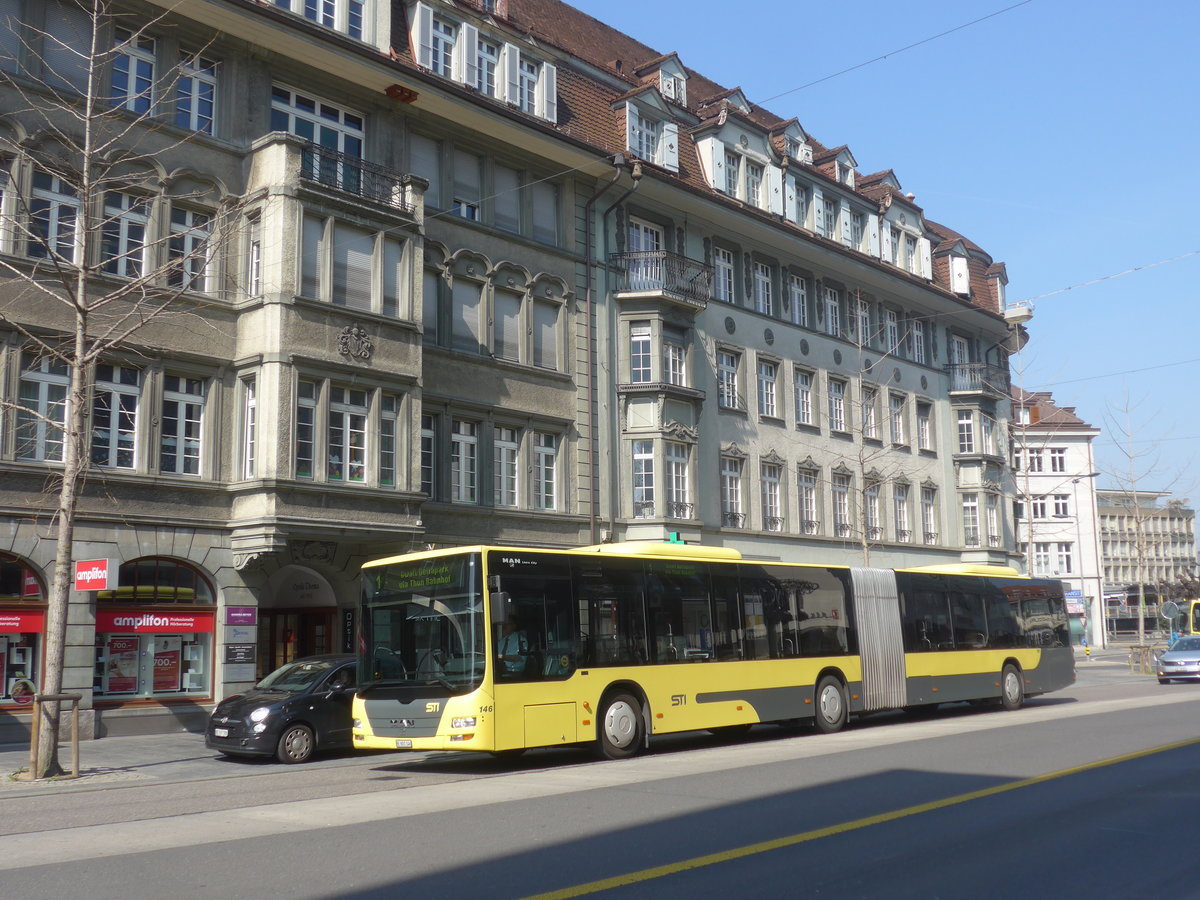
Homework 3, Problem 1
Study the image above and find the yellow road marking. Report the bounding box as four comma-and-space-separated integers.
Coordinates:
526, 737, 1200, 899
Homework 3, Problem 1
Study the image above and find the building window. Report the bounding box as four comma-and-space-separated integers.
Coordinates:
112, 28, 154, 114
630, 322, 652, 383
851, 295, 870, 346
753, 261, 773, 316
451, 418, 479, 502
1034, 542, 1052, 575
864, 483, 881, 540
917, 402, 933, 451
632, 440, 654, 518
894, 483, 911, 542
795, 369, 814, 426
1031, 496, 1047, 519
884, 309, 900, 353
452, 148, 482, 220
246, 214, 262, 296
905, 235, 918, 274
328, 386, 368, 483
167, 208, 212, 293
922, 487, 938, 544
714, 247, 735, 303
665, 442, 690, 517
720, 457, 743, 527
911, 319, 927, 364
798, 469, 818, 534
242, 377, 256, 479
820, 197, 837, 239
160, 374, 205, 476
16, 352, 68, 462
380, 393, 399, 487
1056, 543, 1074, 574
494, 425, 519, 507
296, 382, 315, 478
861, 386, 879, 439
518, 56, 539, 113
986, 494, 1000, 546
533, 432, 558, 510
962, 493, 980, 547
1027, 449, 1044, 472
430, 17, 456, 77
477, 37, 500, 96
761, 463, 782, 532
717, 350, 741, 410
757, 359, 778, 418
28, 170, 79, 263
420, 413, 436, 496
175, 52, 218, 134
788, 273, 808, 327
451, 278, 483, 353
493, 289, 522, 362
828, 378, 846, 432
664, 327, 686, 386
275, 0, 367, 39
1050, 448, 1067, 473
849, 211, 865, 248
832, 473, 851, 537
889, 227, 901, 265
981, 415, 996, 456
101, 192, 150, 279
723, 150, 740, 196
271, 86, 364, 192
822, 285, 841, 337
957, 409, 975, 453
890, 394, 907, 445
746, 162, 764, 208
1052, 493, 1069, 518
629, 106, 660, 162
91, 364, 140, 469
533, 299, 560, 370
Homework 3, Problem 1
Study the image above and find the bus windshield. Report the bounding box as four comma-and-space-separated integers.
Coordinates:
359, 552, 485, 691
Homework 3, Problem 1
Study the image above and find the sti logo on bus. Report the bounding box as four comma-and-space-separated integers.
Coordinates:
426, 702, 440, 713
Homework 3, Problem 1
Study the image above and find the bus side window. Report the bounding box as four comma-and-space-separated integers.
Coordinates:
710, 573, 743, 661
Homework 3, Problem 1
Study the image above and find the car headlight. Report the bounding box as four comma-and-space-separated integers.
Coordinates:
249, 707, 271, 723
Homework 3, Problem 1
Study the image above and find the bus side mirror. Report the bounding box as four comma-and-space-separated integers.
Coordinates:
490, 592, 510, 624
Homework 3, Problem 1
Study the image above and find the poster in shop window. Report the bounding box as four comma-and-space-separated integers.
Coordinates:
105, 637, 139, 693
153, 636, 181, 692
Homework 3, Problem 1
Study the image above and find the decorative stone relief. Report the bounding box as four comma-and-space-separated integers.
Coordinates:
337, 324, 373, 360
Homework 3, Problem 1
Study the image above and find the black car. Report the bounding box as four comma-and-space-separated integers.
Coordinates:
205, 654, 356, 763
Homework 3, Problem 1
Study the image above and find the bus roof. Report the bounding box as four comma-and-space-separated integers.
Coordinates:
576, 541, 743, 560
899, 563, 1023, 577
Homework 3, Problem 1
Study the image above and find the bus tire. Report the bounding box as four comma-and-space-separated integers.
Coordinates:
813, 676, 848, 734
598, 693, 644, 759
999, 664, 1024, 711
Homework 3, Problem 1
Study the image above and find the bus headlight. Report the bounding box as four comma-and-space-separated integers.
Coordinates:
451, 717, 477, 729
352, 718, 363, 729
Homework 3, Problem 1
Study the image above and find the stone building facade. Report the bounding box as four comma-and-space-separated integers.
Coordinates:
0, 0, 1025, 740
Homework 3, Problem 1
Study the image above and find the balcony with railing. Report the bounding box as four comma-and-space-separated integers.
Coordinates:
667, 501, 695, 520
609, 250, 714, 311
722, 511, 745, 529
946, 362, 1010, 398
299, 142, 417, 215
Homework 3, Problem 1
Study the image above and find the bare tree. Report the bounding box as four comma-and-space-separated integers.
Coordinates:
0, 0, 240, 777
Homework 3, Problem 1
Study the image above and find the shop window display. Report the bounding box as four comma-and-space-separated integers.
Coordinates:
0, 555, 45, 706
94, 558, 215, 700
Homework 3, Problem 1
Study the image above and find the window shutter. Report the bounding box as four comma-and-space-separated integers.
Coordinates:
533, 299, 559, 369
624, 103, 636, 154
382, 238, 403, 317
694, 137, 723, 189
950, 256, 970, 295
540, 62, 557, 121
784, 174, 798, 224
333, 224, 375, 312
452, 278, 483, 352
411, 2, 433, 69
494, 290, 522, 361
301, 215, 324, 299
458, 23, 479, 86
661, 121, 679, 172
43, 2, 91, 90
919, 238, 932, 279
766, 165, 784, 216
811, 187, 823, 234
880, 225, 892, 263
867, 214, 880, 257
840, 200, 852, 245
502, 43, 520, 104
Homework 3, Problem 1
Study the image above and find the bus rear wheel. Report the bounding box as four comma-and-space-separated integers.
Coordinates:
999, 664, 1023, 710
813, 676, 848, 734
598, 693, 644, 759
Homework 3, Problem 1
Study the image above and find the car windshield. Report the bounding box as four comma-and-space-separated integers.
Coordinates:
359, 552, 485, 692
1170, 637, 1200, 652
256, 659, 337, 692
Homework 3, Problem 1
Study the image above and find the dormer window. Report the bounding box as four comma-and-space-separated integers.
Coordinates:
836, 162, 854, 188
625, 103, 678, 172
660, 72, 686, 105
274, 0, 369, 41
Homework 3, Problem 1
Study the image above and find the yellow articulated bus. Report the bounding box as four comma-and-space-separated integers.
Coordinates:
351, 541, 1075, 759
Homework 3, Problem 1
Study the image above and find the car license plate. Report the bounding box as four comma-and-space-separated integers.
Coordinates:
214, 727, 229, 738
395, 739, 412, 748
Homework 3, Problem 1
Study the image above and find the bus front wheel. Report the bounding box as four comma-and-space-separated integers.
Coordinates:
999, 664, 1024, 710
598, 693, 644, 759
813, 676, 848, 734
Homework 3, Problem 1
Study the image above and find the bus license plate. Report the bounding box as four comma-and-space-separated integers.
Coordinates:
395, 739, 412, 748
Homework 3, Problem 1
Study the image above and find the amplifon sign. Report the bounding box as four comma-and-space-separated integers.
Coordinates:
74, 559, 115, 592
95, 610, 215, 634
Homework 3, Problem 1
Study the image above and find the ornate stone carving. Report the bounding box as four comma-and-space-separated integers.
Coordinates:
337, 324, 373, 360
292, 541, 336, 563
663, 420, 698, 442
233, 552, 269, 571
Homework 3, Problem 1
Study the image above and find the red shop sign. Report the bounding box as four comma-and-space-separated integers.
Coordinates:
95, 610, 215, 634
0, 610, 45, 633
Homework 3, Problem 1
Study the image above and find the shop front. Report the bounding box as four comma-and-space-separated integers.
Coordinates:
0, 554, 45, 709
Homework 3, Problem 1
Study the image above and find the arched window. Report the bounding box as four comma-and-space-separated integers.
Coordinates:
98, 558, 214, 604
0, 554, 45, 601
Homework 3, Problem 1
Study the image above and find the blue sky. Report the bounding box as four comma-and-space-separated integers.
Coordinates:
570, 0, 1200, 503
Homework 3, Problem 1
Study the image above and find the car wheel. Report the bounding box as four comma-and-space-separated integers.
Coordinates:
276, 723, 315, 764
813, 675, 848, 734
597, 693, 644, 759
1000, 664, 1023, 711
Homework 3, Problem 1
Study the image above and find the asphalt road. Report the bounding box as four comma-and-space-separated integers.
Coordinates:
3, 657, 1196, 899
